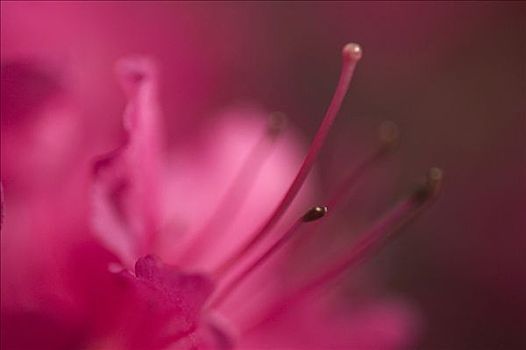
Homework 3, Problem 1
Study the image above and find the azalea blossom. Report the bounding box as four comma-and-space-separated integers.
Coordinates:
1, 36, 443, 350
89, 43, 442, 349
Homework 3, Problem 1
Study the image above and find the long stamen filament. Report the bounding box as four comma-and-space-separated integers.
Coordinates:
209, 206, 328, 309
214, 43, 363, 278
244, 168, 443, 332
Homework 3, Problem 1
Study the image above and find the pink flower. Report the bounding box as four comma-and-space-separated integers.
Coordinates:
94, 45, 440, 348
1, 32, 441, 349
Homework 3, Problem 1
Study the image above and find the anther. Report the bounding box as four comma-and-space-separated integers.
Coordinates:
302, 206, 328, 222
378, 121, 400, 151
412, 167, 443, 204
427, 167, 443, 193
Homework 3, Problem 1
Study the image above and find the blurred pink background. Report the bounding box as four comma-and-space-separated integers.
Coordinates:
2, 2, 525, 349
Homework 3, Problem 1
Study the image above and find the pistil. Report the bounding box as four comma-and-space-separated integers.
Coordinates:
214, 43, 363, 278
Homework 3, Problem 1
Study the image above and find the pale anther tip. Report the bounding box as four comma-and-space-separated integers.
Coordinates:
428, 167, 443, 182
378, 121, 400, 148
342, 43, 363, 61
427, 167, 443, 193
302, 206, 328, 222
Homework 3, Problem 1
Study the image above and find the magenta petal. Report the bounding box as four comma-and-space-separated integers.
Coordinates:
1, 310, 85, 350
241, 297, 419, 350
91, 57, 163, 266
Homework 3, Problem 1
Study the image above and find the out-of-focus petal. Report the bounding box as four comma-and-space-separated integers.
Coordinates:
159, 107, 316, 271
241, 296, 419, 350
0, 310, 85, 350
0, 61, 62, 127
0, 60, 83, 190
92, 57, 163, 267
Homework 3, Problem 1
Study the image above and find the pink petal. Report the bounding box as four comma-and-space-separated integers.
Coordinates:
1, 310, 85, 350
92, 57, 163, 266
241, 295, 419, 350
159, 107, 316, 271
0, 61, 62, 127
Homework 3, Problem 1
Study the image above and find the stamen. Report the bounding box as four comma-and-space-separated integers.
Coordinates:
288, 121, 400, 250
209, 206, 328, 309
214, 43, 363, 278
244, 168, 443, 332
177, 113, 287, 265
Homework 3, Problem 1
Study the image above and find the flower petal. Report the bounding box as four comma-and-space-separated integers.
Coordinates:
0, 61, 62, 127
91, 57, 163, 266
241, 296, 419, 350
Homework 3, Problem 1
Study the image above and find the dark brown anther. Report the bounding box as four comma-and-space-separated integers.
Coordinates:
412, 167, 443, 204
302, 206, 328, 222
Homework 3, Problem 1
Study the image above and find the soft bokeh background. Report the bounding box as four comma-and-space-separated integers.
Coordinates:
2, 2, 525, 349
